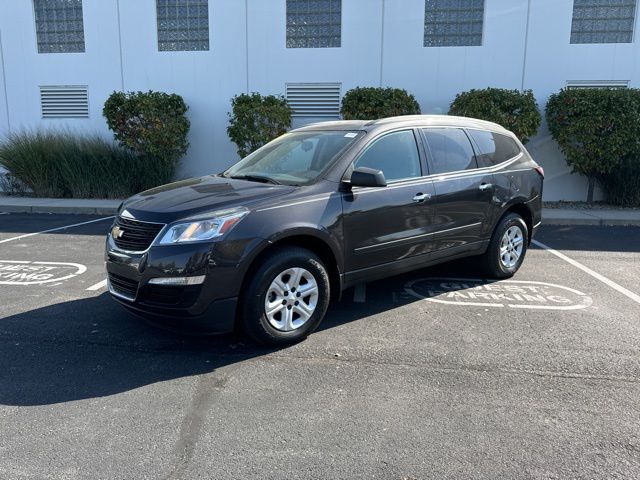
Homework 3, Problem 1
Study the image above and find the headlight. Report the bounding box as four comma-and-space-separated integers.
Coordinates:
157, 207, 249, 245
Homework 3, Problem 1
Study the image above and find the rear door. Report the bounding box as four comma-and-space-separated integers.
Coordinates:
421, 128, 496, 252
342, 129, 437, 272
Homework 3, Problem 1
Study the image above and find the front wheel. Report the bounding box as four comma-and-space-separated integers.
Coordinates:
239, 247, 331, 345
481, 213, 528, 279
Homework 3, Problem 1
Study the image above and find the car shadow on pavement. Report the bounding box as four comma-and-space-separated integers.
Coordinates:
0, 259, 488, 407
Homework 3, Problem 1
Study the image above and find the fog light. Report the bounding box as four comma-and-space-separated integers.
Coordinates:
148, 275, 206, 286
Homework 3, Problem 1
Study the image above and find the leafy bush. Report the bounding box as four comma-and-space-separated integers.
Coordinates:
448, 88, 541, 143
599, 156, 640, 207
546, 88, 640, 203
340, 87, 421, 120
103, 90, 190, 178
227, 93, 292, 158
0, 130, 173, 198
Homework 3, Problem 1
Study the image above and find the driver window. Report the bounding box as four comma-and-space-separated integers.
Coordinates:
354, 130, 421, 182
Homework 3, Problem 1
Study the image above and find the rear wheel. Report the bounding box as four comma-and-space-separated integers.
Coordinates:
481, 213, 528, 279
240, 247, 330, 345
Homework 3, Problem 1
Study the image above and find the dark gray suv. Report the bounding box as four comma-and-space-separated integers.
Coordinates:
106, 115, 543, 345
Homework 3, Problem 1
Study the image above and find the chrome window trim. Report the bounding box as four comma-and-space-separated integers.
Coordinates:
349, 152, 524, 195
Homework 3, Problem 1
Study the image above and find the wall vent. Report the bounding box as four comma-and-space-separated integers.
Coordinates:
566, 80, 629, 89
40, 85, 89, 118
285, 83, 342, 118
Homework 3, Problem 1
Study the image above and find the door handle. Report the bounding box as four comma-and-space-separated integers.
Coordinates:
412, 193, 431, 203
479, 183, 494, 192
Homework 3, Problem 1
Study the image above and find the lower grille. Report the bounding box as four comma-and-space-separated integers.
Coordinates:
108, 273, 138, 300
112, 216, 165, 252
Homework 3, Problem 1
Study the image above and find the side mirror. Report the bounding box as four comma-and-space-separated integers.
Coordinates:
349, 167, 387, 188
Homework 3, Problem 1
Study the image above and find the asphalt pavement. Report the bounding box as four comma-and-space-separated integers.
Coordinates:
1, 213, 639, 479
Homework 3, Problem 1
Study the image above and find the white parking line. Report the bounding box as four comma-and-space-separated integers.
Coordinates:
0, 216, 113, 244
532, 239, 640, 305
86, 279, 107, 291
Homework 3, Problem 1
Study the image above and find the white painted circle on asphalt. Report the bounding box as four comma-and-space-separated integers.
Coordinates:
0, 260, 87, 285
405, 278, 593, 310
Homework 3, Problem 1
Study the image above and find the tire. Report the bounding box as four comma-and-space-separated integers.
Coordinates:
239, 247, 331, 345
481, 213, 529, 279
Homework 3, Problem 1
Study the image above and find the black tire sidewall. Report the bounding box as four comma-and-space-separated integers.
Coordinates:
487, 214, 528, 278
241, 248, 330, 345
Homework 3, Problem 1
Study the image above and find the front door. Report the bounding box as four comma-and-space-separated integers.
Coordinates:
342, 129, 437, 273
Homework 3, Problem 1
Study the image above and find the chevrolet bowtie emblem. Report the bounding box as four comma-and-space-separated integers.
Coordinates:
111, 225, 125, 239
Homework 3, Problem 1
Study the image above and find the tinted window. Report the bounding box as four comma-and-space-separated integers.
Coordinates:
467, 130, 521, 167
354, 130, 422, 182
423, 128, 476, 174
224, 131, 359, 186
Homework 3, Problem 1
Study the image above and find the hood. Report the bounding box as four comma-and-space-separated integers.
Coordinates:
119, 175, 294, 223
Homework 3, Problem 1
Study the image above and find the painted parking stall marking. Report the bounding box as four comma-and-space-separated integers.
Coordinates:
405, 278, 593, 311
0, 260, 87, 285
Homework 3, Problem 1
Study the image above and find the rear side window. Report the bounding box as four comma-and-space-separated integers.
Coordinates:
354, 130, 422, 182
422, 128, 477, 175
467, 130, 521, 167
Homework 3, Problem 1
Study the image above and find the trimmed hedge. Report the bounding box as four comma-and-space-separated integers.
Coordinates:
448, 88, 541, 143
546, 87, 640, 203
227, 93, 292, 158
340, 87, 421, 120
0, 130, 171, 198
103, 90, 190, 179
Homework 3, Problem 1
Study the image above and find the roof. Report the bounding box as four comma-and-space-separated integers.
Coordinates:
293, 115, 510, 135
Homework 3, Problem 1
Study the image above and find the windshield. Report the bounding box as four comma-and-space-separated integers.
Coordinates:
223, 131, 362, 186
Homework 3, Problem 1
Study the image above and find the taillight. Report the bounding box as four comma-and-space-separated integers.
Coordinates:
535, 166, 545, 178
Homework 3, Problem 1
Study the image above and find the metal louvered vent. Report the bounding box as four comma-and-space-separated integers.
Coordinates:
40, 86, 89, 118
286, 83, 342, 118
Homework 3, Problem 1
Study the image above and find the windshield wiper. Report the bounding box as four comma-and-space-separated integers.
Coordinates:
228, 174, 281, 185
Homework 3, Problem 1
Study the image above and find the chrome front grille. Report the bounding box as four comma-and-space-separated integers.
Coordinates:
112, 216, 165, 252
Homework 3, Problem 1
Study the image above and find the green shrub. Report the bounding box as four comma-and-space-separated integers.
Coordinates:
0, 130, 173, 199
103, 90, 190, 179
227, 93, 292, 158
546, 88, 640, 203
448, 88, 541, 143
599, 156, 640, 207
340, 87, 421, 120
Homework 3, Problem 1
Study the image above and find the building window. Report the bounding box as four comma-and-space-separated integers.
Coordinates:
286, 0, 341, 48
285, 83, 342, 118
33, 0, 85, 54
156, 0, 209, 51
570, 0, 637, 44
424, 0, 484, 47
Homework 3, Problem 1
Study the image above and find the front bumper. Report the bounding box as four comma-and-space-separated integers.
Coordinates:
105, 235, 241, 334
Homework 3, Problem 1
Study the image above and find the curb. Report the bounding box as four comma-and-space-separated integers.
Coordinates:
542, 217, 640, 227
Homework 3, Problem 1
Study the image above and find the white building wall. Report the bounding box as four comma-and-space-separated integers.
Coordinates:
117, 0, 247, 177
523, 0, 640, 201
0, 1, 122, 134
1, 0, 639, 200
